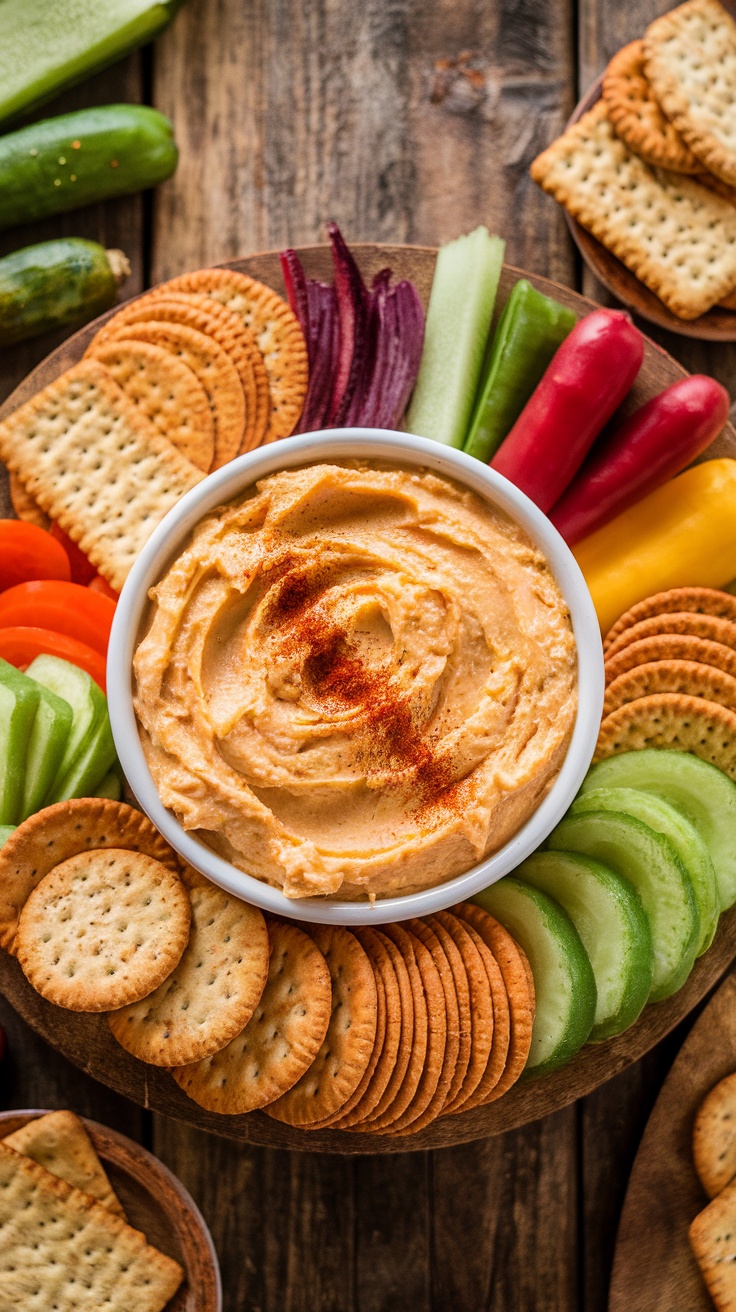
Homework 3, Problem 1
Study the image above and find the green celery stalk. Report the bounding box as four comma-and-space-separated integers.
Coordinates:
406, 227, 505, 448
464, 280, 577, 463
0, 0, 185, 127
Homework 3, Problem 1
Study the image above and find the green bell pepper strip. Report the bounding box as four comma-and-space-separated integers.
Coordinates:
463, 280, 577, 464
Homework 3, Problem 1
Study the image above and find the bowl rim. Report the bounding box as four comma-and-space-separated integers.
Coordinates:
107, 428, 604, 925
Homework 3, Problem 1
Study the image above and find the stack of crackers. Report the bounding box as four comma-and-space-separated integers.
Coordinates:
0, 798, 535, 1136
0, 1110, 183, 1310
531, 0, 736, 320
594, 587, 736, 775
0, 269, 308, 592
691, 1073, 736, 1308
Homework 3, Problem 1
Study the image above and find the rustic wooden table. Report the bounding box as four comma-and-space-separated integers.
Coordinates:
2, 1, 734, 1307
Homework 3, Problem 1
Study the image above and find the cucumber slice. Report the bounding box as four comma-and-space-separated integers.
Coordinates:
580, 750, 736, 912
51, 712, 116, 803
515, 850, 653, 1040
0, 659, 40, 825
20, 681, 74, 821
473, 877, 597, 1074
93, 768, 122, 801
25, 654, 106, 799
0, 825, 16, 848
548, 811, 699, 1002
405, 227, 505, 448
571, 787, 718, 957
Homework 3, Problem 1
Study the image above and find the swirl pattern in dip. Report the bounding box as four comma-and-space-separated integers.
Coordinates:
134, 462, 577, 899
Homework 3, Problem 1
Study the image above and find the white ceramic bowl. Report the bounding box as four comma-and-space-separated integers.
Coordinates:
108, 429, 604, 924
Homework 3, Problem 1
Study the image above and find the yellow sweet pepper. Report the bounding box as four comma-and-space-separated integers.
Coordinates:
574, 458, 736, 635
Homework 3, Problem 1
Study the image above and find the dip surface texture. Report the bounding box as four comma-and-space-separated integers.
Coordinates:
134, 462, 578, 900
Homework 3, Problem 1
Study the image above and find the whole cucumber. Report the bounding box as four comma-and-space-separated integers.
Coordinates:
0, 0, 186, 127
0, 106, 178, 230
0, 239, 130, 346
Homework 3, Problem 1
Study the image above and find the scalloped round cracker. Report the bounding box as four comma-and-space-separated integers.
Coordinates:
266, 923, 377, 1126
306, 925, 391, 1130
379, 924, 447, 1136
159, 268, 308, 441
350, 928, 414, 1132
0, 799, 179, 956
605, 634, 736, 685
604, 588, 736, 652
603, 659, 736, 716
88, 320, 245, 469
602, 40, 701, 172
693, 1073, 736, 1199
88, 292, 268, 451
644, 0, 736, 187
328, 927, 403, 1129
16, 849, 190, 1012
594, 692, 736, 778
605, 612, 736, 662
452, 902, 534, 1106
358, 922, 428, 1132
171, 918, 331, 1114
88, 339, 215, 472
434, 910, 496, 1115
380, 919, 457, 1135
423, 914, 472, 1109
108, 867, 269, 1065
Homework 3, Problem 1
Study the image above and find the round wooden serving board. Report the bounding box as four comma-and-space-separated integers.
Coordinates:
1, 244, 736, 1154
566, 78, 736, 342
0, 1108, 222, 1311
608, 969, 736, 1312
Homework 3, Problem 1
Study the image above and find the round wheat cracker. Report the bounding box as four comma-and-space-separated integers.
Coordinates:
171, 918, 331, 1114
604, 588, 736, 653
594, 692, 736, 780
605, 634, 736, 685
350, 928, 414, 1132
693, 1073, 736, 1199
433, 910, 496, 1115
108, 867, 269, 1065
603, 659, 736, 716
159, 268, 308, 441
266, 923, 377, 1126
357, 922, 428, 1133
16, 849, 190, 1012
0, 799, 179, 956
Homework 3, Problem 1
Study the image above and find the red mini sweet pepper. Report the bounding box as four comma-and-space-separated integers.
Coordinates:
490, 309, 644, 511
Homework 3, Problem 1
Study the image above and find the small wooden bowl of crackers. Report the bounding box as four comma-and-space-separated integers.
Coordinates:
0, 1107, 221, 1311
532, 0, 736, 339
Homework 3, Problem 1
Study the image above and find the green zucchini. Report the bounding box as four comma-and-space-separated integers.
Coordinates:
0, 239, 130, 347
0, 106, 178, 230
0, 0, 185, 127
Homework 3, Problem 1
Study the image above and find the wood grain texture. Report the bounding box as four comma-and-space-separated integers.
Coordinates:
0, 1109, 221, 1311
608, 969, 736, 1312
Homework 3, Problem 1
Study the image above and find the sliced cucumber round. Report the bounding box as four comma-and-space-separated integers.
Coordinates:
472, 876, 597, 1075
548, 810, 699, 1003
571, 787, 718, 957
580, 750, 736, 912
515, 850, 653, 1040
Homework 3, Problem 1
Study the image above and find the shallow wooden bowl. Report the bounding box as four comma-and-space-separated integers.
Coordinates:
565, 78, 736, 341
1, 244, 736, 1154
608, 969, 736, 1312
0, 1108, 222, 1311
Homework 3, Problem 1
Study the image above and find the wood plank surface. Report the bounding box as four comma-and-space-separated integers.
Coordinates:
0, 1, 729, 1308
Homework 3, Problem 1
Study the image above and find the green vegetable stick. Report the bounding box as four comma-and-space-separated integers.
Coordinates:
0, 661, 40, 826
0, 0, 185, 127
464, 280, 577, 464
406, 227, 505, 448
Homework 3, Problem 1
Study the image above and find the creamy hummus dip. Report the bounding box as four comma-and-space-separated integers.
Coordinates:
134, 462, 577, 900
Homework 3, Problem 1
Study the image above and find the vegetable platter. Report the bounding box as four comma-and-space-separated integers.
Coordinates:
2, 243, 736, 1154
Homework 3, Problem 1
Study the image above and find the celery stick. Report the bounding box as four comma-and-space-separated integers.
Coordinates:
405, 227, 505, 448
